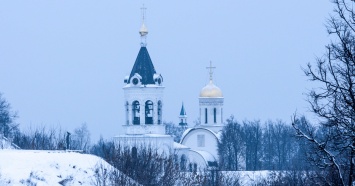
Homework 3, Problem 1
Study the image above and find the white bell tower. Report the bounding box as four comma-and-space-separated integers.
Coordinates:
122, 5, 165, 135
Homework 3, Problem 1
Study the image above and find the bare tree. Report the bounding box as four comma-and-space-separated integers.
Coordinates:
293, 0, 355, 185
13, 125, 66, 150
218, 116, 244, 171
244, 120, 262, 171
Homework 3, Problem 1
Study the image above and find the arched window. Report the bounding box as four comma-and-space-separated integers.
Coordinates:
180, 155, 187, 171
158, 101, 162, 124
214, 108, 217, 123
145, 100, 153, 124
205, 108, 208, 124
132, 101, 140, 125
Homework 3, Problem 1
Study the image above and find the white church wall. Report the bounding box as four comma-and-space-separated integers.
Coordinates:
180, 128, 219, 159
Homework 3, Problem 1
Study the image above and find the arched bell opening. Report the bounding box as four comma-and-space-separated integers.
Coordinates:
145, 100, 153, 124
132, 101, 140, 125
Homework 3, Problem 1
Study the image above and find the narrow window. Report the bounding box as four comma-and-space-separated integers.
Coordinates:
158, 101, 162, 124
197, 135, 205, 147
145, 100, 153, 124
214, 108, 217, 123
205, 108, 208, 124
132, 101, 140, 125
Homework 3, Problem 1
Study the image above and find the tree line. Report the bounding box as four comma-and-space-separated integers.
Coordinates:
217, 116, 310, 172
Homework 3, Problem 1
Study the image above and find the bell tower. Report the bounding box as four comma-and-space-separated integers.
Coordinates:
122, 5, 165, 135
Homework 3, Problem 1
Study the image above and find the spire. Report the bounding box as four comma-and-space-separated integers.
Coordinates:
129, 47, 156, 85
180, 102, 186, 116
139, 5, 148, 46
206, 61, 216, 82
179, 102, 187, 126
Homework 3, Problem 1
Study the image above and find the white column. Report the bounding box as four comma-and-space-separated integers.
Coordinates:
128, 103, 132, 125
154, 101, 158, 124
141, 100, 145, 125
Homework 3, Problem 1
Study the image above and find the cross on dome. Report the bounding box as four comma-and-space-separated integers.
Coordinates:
206, 61, 216, 81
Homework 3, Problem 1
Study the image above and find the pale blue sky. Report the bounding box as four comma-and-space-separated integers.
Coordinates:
0, 1, 333, 141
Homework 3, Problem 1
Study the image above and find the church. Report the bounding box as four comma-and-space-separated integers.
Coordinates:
114, 10, 225, 171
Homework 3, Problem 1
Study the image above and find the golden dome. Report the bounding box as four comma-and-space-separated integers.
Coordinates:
199, 80, 223, 98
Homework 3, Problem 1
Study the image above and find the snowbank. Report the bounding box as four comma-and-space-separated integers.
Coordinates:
0, 150, 119, 185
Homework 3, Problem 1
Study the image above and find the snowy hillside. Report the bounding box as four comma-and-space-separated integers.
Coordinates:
0, 150, 128, 186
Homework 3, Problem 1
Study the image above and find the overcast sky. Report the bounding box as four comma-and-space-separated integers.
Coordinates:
0, 1, 334, 141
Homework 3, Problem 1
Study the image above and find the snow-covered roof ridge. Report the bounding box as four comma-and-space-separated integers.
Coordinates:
173, 142, 189, 149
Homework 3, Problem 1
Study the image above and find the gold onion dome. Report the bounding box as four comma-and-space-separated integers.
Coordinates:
199, 80, 223, 98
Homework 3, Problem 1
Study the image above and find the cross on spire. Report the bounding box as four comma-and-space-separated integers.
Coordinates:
206, 61, 216, 81
141, 4, 147, 23
139, 4, 148, 46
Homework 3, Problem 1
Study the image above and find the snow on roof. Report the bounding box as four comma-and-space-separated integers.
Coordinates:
0, 150, 138, 185
180, 128, 193, 143
193, 150, 216, 163
180, 127, 219, 143
173, 142, 189, 149
196, 150, 216, 162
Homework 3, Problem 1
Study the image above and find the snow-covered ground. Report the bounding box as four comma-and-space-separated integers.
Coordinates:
0, 149, 282, 185
0, 150, 118, 185
225, 170, 272, 185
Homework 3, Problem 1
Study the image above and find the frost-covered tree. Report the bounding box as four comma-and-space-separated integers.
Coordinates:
71, 123, 91, 152
165, 122, 186, 142
0, 93, 18, 138
293, 0, 355, 185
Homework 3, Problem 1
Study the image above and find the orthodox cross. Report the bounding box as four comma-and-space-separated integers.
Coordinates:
206, 61, 216, 81
141, 4, 147, 23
